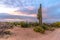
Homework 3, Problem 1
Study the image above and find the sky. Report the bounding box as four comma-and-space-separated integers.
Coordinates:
0, 0, 60, 23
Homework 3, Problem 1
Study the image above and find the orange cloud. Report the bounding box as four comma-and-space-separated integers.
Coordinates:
10, 11, 37, 17
6, 7, 48, 19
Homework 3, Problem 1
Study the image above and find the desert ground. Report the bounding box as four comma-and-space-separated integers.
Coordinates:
0, 27, 60, 40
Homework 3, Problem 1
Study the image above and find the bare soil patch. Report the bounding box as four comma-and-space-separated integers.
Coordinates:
0, 27, 60, 40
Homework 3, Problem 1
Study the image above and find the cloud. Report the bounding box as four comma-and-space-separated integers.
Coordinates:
0, 0, 39, 18
25, 6, 35, 10
0, 3, 37, 18
10, 11, 37, 17
0, 3, 49, 22
0, 4, 19, 13
0, 0, 60, 23
46, 3, 60, 19
42, 3, 60, 23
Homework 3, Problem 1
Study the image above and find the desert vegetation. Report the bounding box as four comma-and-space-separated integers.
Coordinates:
0, 4, 60, 40
33, 4, 54, 33
0, 21, 59, 36
0, 4, 59, 36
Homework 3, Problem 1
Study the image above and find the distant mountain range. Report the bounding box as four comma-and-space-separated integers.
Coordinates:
0, 13, 38, 22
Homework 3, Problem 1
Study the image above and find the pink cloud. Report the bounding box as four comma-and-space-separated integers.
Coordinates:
7, 6, 48, 19
25, 6, 35, 10
10, 11, 37, 17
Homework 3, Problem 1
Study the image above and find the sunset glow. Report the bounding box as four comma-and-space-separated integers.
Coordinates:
0, 0, 60, 22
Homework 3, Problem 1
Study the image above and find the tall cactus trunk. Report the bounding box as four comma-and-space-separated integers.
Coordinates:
37, 4, 42, 26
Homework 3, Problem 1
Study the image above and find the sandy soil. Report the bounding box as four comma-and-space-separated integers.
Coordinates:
0, 27, 60, 40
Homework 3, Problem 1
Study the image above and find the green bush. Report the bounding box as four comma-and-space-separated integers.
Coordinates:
31, 22, 39, 26
11, 22, 19, 26
51, 22, 60, 28
42, 25, 50, 30
20, 22, 30, 28
0, 30, 12, 36
42, 25, 55, 31
33, 26, 45, 33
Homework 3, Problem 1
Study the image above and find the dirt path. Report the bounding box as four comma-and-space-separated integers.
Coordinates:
0, 27, 60, 40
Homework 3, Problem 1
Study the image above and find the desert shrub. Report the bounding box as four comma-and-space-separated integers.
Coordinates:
8, 22, 39, 27
42, 25, 55, 31
3, 31, 12, 35
7, 22, 14, 29
42, 25, 49, 30
33, 26, 45, 33
0, 30, 12, 37
20, 22, 30, 28
11, 22, 19, 26
0, 22, 13, 37
51, 22, 60, 28
0, 22, 14, 29
31, 22, 39, 26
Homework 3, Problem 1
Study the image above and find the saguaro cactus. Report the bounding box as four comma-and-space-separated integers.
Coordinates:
37, 4, 42, 26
